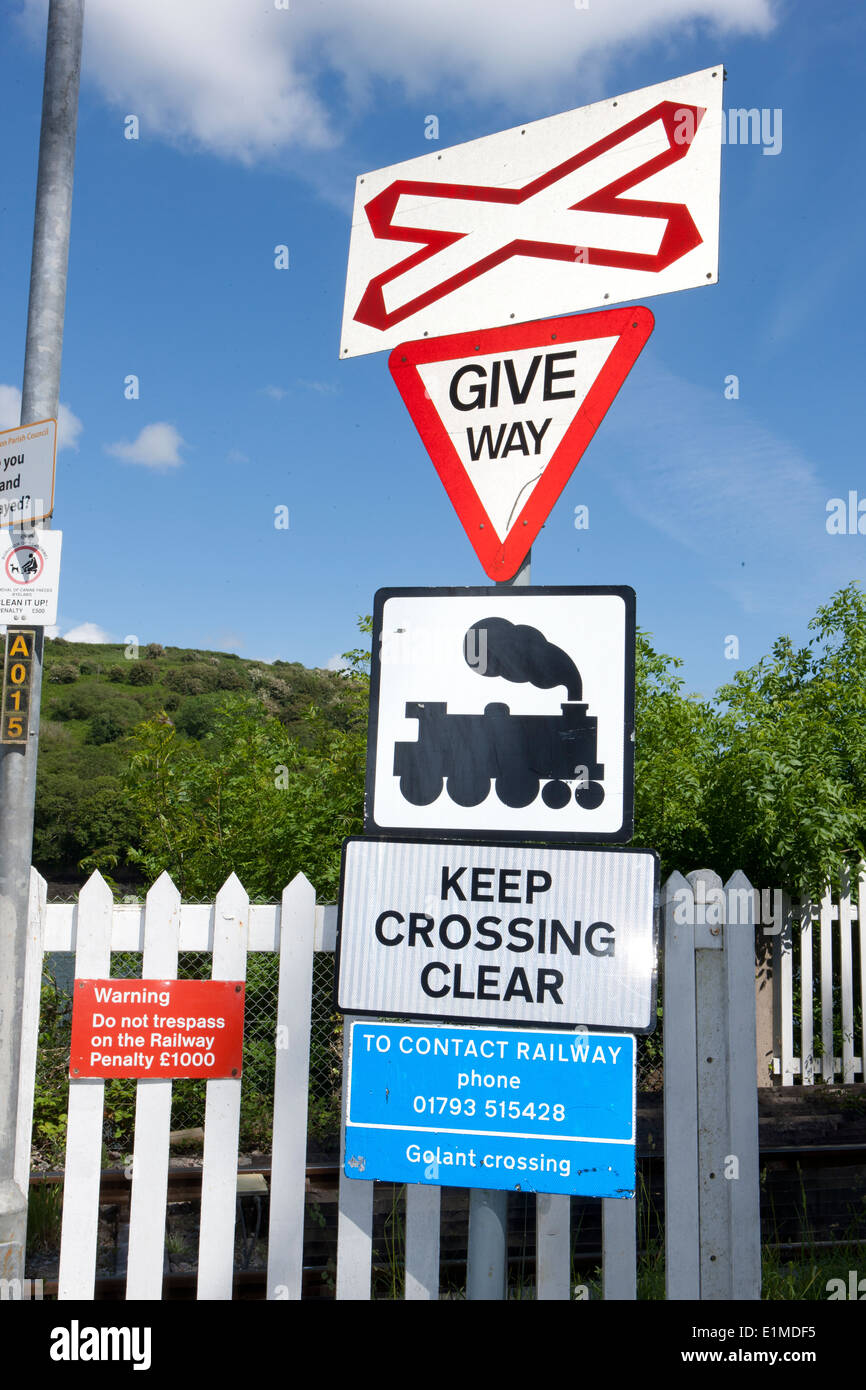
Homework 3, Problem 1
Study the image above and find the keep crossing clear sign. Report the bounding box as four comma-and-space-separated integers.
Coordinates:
335, 837, 658, 1031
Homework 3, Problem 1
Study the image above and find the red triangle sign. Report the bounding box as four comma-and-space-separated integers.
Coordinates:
389, 306, 654, 580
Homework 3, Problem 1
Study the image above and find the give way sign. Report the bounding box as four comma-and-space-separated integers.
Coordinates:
389, 307, 653, 580
340, 66, 722, 358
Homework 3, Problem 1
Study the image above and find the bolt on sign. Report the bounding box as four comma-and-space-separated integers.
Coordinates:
0, 528, 62, 625
1, 628, 35, 744
365, 586, 635, 842
335, 838, 658, 1031
340, 66, 723, 358
69, 979, 245, 1079
0, 419, 57, 526
388, 309, 653, 580
343, 1020, 636, 1199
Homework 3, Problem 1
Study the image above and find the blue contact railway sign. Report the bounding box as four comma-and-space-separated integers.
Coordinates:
366, 586, 635, 842
344, 1021, 636, 1199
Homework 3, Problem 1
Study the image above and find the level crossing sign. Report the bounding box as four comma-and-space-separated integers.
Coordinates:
388, 308, 653, 580
365, 585, 635, 842
340, 66, 722, 358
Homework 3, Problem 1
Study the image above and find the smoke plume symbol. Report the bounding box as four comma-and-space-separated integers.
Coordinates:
463, 617, 582, 699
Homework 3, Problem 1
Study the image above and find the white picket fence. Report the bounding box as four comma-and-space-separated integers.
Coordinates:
17, 866, 762, 1300
772, 868, 866, 1084
18, 869, 324, 1299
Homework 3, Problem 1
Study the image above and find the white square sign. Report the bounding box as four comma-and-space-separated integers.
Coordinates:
336, 838, 658, 1030
365, 586, 635, 841
0, 529, 62, 626
0, 419, 57, 526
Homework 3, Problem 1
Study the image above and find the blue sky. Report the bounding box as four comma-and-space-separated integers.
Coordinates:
1, 0, 864, 698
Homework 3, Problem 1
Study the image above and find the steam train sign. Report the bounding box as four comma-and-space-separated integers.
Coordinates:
365, 586, 635, 841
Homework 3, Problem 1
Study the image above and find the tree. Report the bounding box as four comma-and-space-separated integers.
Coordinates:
708, 583, 866, 894
123, 624, 371, 898
631, 632, 719, 876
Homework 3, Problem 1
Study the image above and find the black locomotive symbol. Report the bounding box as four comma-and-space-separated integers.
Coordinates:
393, 616, 605, 811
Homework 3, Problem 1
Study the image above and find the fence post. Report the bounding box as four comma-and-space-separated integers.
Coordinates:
662, 871, 699, 1299
663, 868, 761, 1299
724, 871, 761, 1298
466, 1190, 508, 1300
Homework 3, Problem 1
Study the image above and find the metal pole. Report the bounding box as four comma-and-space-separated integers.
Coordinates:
466, 547, 531, 1299
0, 0, 84, 1287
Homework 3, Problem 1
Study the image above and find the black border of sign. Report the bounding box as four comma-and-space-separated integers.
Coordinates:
364, 585, 636, 843
334, 835, 660, 1035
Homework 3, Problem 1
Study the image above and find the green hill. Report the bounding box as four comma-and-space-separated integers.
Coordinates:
35, 637, 360, 891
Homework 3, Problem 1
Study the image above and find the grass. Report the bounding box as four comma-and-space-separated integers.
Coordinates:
26, 1182, 63, 1254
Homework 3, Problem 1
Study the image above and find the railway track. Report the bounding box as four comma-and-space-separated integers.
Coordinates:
27, 1142, 866, 1299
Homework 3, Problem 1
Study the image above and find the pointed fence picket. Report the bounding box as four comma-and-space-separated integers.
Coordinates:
125, 872, 180, 1298
771, 870, 865, 1084
19, 864, 775, 1300
58, 872, 114, 1299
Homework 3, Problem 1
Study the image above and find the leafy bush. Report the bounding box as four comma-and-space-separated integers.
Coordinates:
124, 641, 369, 899
47, 663, 79, 684
127, 663, 156, 686
173, 693, 228, 739
31, 977, 72, 1166
50, 685, 143, 725
86, 711, 129, 745
163, 665, 220, 696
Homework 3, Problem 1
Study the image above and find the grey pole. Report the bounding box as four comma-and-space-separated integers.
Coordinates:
465, 546, 531, 1299
0, 0, 84, 1286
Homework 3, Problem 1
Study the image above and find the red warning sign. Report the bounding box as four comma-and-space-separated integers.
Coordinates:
70, 978, 245, 1079
389, 307, 653, 580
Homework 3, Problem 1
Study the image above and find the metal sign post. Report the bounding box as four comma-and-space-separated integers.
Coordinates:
465, 549, 533, 1296
0, 0, 82, 1287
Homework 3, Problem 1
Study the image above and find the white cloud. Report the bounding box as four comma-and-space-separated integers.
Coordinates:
105, 422, 187, 469
0, 384, 83, 450
296, 380, 340, 397
325, 653, 350, 672
260, 385, 287, 401
62, 621, 112, 643
20, 0, 775, 164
